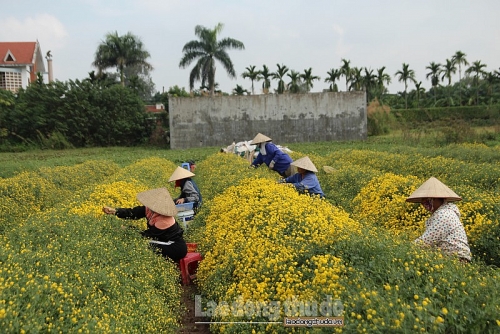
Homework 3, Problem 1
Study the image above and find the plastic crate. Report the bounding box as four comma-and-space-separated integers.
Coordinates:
176, 202, 194, 212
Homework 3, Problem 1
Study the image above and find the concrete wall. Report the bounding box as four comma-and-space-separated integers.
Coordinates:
169, 91, 367, 149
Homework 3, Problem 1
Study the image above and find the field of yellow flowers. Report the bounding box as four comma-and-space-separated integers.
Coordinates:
1, 142, 500, 333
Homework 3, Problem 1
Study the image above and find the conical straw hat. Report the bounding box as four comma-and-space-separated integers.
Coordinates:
406, 177, 462, 203
250, 133, 272, 145
291, 156, 318, 173
323, 166, 336, 174
136, 188, 178, 216
168, 166, 195, 182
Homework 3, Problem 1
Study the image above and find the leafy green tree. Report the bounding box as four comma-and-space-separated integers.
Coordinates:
466, 60, 488, 105
179, 22, 245, 96
167, 85, 191, 97
273, 64, 289, 94
452, 51, 469, 105
4, 78, 151, 148
9, 79, 68, 146
92, 31, 153, 87
259, 65, 272, 94
0, 89, 17, 145
300, 68, 320, 92
86, 70, 117, 87
324, 68, 340, 92
287, 70, 302, 93
241, 65, 260, 95
425, 62, 441, 105
122, 64, 156, 101
339, 58, 352, 91
394, 63, 416, 109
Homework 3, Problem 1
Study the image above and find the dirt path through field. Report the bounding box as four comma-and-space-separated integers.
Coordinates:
179, 284, 211, 333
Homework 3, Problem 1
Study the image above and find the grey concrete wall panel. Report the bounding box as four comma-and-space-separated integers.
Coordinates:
169, 91, 366, 149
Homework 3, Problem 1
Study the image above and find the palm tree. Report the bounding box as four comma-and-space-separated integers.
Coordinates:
259, 65, 272, 94
241, 65, 260, 95
425, 61, 441, 105
92, 31, 153, 86
362, 68, 377, 102
375, 66, 391, 102
452, 51, 469, 105
179, 23, 245, 96
394, 63, 416, 109
466, 60, 487, 105
199, 82, 221, 96
484, 72, 498, 105
287, 70, 302, 93
232, 84, 249, 95
440, 59, 456, 87
324, 68, 340, 92
339, 58, 352, 91
495, 67, 500, 79
413, 81, 425, 108
273, 64, 289, 94
349, 67, 363, 91
300, 68, 320, 92
441, 59, 457, 103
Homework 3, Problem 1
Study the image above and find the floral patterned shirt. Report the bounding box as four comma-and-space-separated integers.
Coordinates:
414, 202, 471, 260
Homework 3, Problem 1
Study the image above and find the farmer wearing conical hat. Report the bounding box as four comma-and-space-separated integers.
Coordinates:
102, 188, 188, 262
278, 156, 325, 198
407, 177, 471, 263
250, 133, 293, 177
169, 166, 202, 211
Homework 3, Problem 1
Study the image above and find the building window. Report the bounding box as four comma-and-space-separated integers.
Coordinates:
0, 71, 22, 93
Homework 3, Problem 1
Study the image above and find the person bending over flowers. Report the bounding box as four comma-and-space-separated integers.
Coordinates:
103, 187, 187, 262
406, 177, 471, 263
278, 156, 325, 198
250, 133, 293, 177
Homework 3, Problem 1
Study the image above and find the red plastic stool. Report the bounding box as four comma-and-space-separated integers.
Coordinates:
179, 244, 202, 285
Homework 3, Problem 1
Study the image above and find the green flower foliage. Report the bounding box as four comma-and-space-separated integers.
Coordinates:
1, 141, 500, 333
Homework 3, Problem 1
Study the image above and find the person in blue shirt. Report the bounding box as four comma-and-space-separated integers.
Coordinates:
279, 156, 325, 198
250, 133, 293, 177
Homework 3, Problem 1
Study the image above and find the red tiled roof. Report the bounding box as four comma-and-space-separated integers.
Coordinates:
145, 105, 165, 112
0, 42, 37, 65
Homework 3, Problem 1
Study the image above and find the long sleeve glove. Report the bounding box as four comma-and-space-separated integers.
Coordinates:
269, 161, 275, 170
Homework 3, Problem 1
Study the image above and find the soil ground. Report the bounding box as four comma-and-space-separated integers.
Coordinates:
179, 284, 212, 334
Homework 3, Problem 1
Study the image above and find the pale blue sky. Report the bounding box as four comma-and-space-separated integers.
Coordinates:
2, 0, 499, 94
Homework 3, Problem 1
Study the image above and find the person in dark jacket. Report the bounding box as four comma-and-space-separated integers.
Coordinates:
250, 133, 293, 177
169, 166, 202, 211
279, 156, 325, 198
103, 187, 187, 262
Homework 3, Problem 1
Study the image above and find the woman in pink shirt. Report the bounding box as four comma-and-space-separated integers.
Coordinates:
406, 177, 471, 263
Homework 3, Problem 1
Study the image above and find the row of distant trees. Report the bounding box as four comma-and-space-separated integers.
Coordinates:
89, 23, 500, 110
